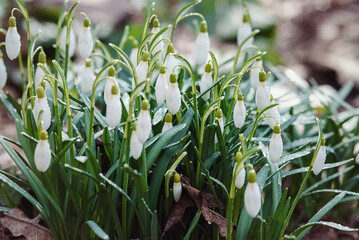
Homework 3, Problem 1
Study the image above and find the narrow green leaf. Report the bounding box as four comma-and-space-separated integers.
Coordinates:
183, 210, 201, 240
291, 221, 358, 237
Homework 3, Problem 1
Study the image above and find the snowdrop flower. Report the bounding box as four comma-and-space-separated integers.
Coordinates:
0, 51, 7, 90
200, 62, 212, 101
250, 58, 262, 90
164, 44, 178, 82
78, 17, 93, 59
136, 100, 152, 143
93, 42, 104, 68
106, 85, 122, 128
244, 169, 261, 217
255, 71, 271, 111
155, 65, 168, 105
130, 39, 139, 66
5, 16, 21, 60
173, 172, 182, 202
312, 139, 326, 175
233, 152, 245, 189
60, 24, 76, 58
151, 17, 163, 55
266, 94, 281, 129
237, 11, 253, 48
34, 50, 47, 91
33, 86, 51, 130
133, 51, 149, 90
233, 92, 246, 128
194, 20, 210, 67
34, 130, 51, 172
130, 122, 143, 160
269, 124, 283, 163
214, 109, 224, 144
104, 66, 118, 104
79, 60, 95, 94
166, 73, 181, 115
162, 113, 173, 133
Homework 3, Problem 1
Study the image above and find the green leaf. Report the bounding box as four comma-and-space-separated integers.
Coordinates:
183, 210, 201, 240
291, 221, 358, 237
86, 220, 110, 240
102, 127, 114, 162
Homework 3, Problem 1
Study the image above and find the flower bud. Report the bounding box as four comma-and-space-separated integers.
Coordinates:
130, 123, 143, 160
194, 20, 210, 67
244, 170, 261, 217
162, 113, 173, 133
200, 62, 212, 101
0, 52, 7, 89
35, 131, 51, 172
269, 124, 283, 163
78, 18, 94, 59
155, 65, 168, 105
106, 85, 122, 128
173, 172, 182, 202
33, 86, 51, 130
214, 109, 224, 144
133, 51, 149, 90
136, 100, 152, 143
233, 152, 245, 189
250, 59, 262, 90
312, 139, 326, 175
233, 93, 246, 128
237, 11, 253, 48
166, 73, 181, 115
255, 71, 270, 111
60, 25, 76, 58
79, 60, 95, 94
5, 16, 21, 60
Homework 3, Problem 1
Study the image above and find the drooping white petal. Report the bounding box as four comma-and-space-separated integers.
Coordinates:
173, 182, 182, 202
155, 73, 168, 105
244, 182, 261, 217
33, 96, 51, 130
0, 58, 7, 89
162, 122, 173, 134
250, 60, 262, 90
214, 117, 224, 144
313, 146, 326, 175
164, 54, 178, 81
130, 130, 143, 160
233, 100, 246, 128
130, 48, 138, 66
237, 22, 253, 48
233, 162, 245, 189
104, 77, 119, 105
106, 94, 122, 128
34, 139, 51, 172
255, 81, 271, 111
194, 32, 210, 67
200, 72, 212, 101
269, 133, 283, 163
94, 48, 104, 68
133, 60, 148, 90
166, 82, 181, 115
60, 26, 76, 58
78, 26, 94, 59
266, 103, 280, 129
80, 65, 95, 94
5, 27, 21, 60
34, 64, 46, 91
151, 27, 163, 55
136, 110, 152, 143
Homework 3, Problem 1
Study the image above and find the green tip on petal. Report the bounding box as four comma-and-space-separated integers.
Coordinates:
273, 124, 281, 134
132, 39, 138, 48
160, 65, 166, 74
141, 99, 150, 110
0, 51, 3, 58
9, 16, 16, 28
270, 94, 274, 102
132, 122, 137, 131
142, 51, 150, 62
84, 18, 91, 28
236, 151, 242, 163
40, 81, 46, 90
237, 93, 243, 101
39, 130, 48, 140
243, 12, 250, 23
39, 50, 46, 64
170, 73, 177, 83
200, 20, 207, 33
216, 109, 223, 119
108, 66, 116, 77
111, 85, 119, 95
167, 44, 175, 54
205, 62, 212, 73
153, 17, 160, 28
248, 169, 256, 183
259, 71, 267, 82
37, 86, 45, 98
174, 172, 180, 183
320, 138, 325, 146
85, 60, 91, 68
165, 113, 172, 123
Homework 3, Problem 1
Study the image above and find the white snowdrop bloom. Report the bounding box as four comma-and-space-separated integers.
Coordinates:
312, 140, 326, 175
166, 73, 181, 115
79, 60, 95, 94
162, 113, 173, 133
237, 12, 253, 49
233, 93, 246, 128
106, 85, 122, 128
104, 66, 118, 105
93, 43, 104, 68
60, 25, 76, 58
255, 71, 271, 111
33, 86, 51, 130
233, 152, 245, 189
214, 109, 224, 144
136, 100, 152, 143
266, 95, 281, 130
164, 44, 178, 82
244, 170, 261, 218
34, 131, 51, 172
78, 18, 93, 59
151, 17, 163, 55
0, 53, 7, 89
155, 65, 168, 105
194, 20, 210, 67
5, 16, 21, 60
250, 59, 262, 90
130, 40, 139, 66
173, 173, 182, 202
133, 51, 149, 90
130, 123, 143, 160
34, 50, 47, 91
200, 62, 212, 101
269, 124, 283, 163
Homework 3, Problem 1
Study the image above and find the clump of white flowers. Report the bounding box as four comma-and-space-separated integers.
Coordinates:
34, 130, 51, 172
106, 84, 122, 128
194, 20, 210, 67
312, 138, 326, 175
214, 108, 224, 144
33, 85, 51, 130
233, 152, 245, 189
136, 99, 152, 143
200, 62, 212, 101
233, 92, 246, 128
0, 51, 7, 90
166, 73, 181, 115
130, 122, 143, 160
78, 17, 93, 59
34, 49, 47, 90
268, 124, 283, 163
133, 51, 149, 90
155, 65, 167, 105
173, 172, 182, 202
244, 169, 261, 217
5, 16, 21, 60
79, 60, 95, 94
